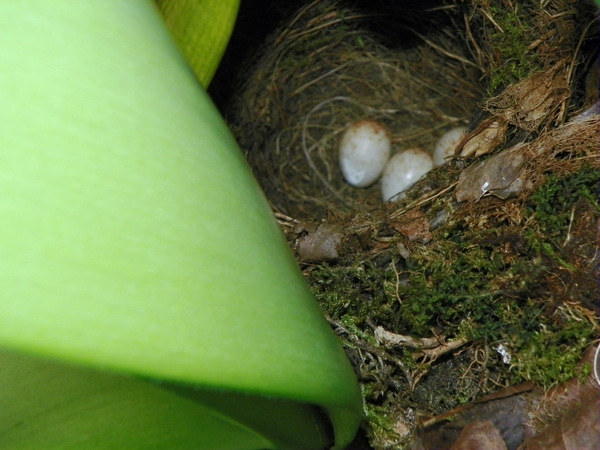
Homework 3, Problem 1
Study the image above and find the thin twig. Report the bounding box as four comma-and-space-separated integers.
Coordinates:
420, 381, 535, 428
388, 181, 459, 222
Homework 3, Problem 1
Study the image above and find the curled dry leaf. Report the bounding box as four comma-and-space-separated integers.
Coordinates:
396, 241, 411, 259
450, 420, 508, 450
521, 395, 600, 450
297, 223, 343, 263
375, 326, 467, 353
485, 60, 570, 131
455, 144, 526, 202
459, 117, 508, 158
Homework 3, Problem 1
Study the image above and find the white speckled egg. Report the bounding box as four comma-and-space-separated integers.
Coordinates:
339, 120, 392, 187
381, 148, 433, 202
433, 126, 467, 167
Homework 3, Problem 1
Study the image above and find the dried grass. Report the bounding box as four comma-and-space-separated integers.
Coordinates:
230, 0, 481, 219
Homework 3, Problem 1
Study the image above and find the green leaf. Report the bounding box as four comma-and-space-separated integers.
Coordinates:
155, 0, 240, 87
1, 349, 274, 450
0, 1, 362, 448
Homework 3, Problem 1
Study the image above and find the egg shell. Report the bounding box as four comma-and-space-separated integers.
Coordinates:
381, 148, 433, 202
433, 126, 467, 166
339, 120, 392, 187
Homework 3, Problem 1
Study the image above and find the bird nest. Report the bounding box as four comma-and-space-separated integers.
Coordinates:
231, 0, 481, 220
227, 0, 600, 448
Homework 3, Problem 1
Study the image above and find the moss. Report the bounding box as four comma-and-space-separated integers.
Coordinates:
363, 402, 403, 449
476, 0, 544, 93
323, 186, 597, 449
527, 165, 600, 239
395, 170, 598, 388
309, 166, 598, 409
399, 231, 508, 337
509, 319, 596, 386
488, 10, 537, 91
309, 261, 402, 331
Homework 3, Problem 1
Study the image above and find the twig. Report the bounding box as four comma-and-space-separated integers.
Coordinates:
527, 28, 557, 51
375, 326, 469, 363
563, 206, 576, 246
391, 263, 402, 304
388, 181, 459, 222
421, 338, 469, 363
420, 381, 535, 428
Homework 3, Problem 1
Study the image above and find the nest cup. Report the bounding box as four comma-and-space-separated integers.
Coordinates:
230, 0, 481, 220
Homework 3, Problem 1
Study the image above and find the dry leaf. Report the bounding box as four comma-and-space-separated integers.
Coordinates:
389, 209, 432, 243
521, 344, 600, 449
522, 395, 600, 450
417, 395, 528, 450
415, 346, 600, 450
523, 344, 600, 439
460, 118, 508, 158
297, 223, 343, 262
450, 420, 508, 450
485, 61, 569, 131
455, 144, 526, 202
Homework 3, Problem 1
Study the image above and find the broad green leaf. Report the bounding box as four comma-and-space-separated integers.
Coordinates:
0, 1, 361, 448
0, 349, 273, 449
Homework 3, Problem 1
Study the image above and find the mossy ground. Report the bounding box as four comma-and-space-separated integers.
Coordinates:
310, 165, 597, 364
306, 165, 598, 447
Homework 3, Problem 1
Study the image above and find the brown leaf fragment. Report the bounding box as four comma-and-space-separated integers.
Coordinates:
418, 347, 599, 450
485, 61, 569, 131
490, 177, 530, 200
522, 394, 600, 450
524, 344, 600, 439
297, 223, 343, 262
450, 420, 508, 450
455, 145, 525, 202
389, 208, 432, 243
460, 118, 508, 158
419, 395, 527, 450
